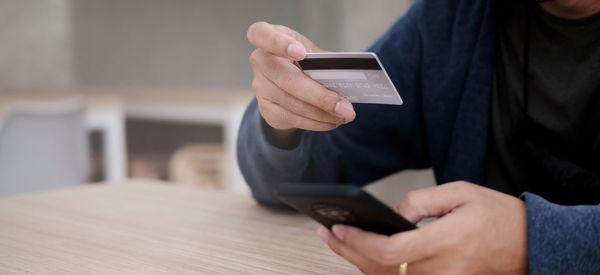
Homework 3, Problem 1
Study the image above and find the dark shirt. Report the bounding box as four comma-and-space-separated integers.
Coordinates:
485, 2, 600, 205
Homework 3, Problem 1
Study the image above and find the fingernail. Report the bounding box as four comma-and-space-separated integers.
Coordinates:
332, 225, 346, 241
287, 43, 306, 61
317, 226, 329, 243
334, 100, 356, 123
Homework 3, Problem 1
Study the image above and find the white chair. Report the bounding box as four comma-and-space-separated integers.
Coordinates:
0, 96, 88, 196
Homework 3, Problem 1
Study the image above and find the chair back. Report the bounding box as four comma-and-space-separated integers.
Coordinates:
0, 96, 88, 196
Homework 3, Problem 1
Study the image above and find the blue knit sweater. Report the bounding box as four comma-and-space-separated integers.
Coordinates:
237, 0, 600, 273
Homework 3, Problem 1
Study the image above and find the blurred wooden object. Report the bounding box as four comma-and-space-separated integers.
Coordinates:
0, 180, 359, 274
130, 152, 170, 180
168, 144, 225, 190
105, 88, 252, 193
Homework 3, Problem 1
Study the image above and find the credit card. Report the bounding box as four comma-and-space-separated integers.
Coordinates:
297, 52, 402, 105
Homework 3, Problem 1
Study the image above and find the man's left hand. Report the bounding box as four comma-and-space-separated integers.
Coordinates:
316, 181, 528, 275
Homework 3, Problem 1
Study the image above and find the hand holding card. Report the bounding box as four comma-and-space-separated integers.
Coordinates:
247, 22, 355, 134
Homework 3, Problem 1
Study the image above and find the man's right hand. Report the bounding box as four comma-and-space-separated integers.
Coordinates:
247, 22, 356, 140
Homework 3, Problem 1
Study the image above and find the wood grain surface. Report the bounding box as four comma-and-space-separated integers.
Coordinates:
0, 181, 359, 274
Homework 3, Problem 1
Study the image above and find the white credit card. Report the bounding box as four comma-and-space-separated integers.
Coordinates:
298, 52, 403, 105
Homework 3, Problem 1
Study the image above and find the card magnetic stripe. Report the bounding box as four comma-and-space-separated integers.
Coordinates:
298, 58, 382, 70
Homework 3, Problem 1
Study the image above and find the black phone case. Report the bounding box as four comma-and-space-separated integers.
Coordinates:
275, 183, 416, 235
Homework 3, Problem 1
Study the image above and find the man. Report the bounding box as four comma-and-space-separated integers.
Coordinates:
238, 0, 600, 273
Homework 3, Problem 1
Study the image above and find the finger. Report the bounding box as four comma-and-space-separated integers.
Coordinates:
271, 24, 322, 54
396, 181, 479, 224
257, 99, 337, 131
247, 21, 306, 60
254, 73, 344, 125
332, 224, 438, 265
317, 227, 393, 275
254, 49, 356, 122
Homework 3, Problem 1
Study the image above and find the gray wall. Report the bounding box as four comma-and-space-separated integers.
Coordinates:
71, 0, 324, 89
339, 0, 413, 51
1, 0, 412, 92
0, 0, 74, 93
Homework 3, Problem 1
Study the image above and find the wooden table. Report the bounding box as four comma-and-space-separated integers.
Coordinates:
0, 180, 359, 274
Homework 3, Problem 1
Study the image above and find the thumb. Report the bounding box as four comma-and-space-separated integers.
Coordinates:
396, 181, 478, 224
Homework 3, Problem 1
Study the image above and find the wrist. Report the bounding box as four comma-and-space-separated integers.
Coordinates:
260, 117, 302, 149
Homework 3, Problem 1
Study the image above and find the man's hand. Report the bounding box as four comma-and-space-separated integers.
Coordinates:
316, 181, 528, 275
247, 22, 356, 138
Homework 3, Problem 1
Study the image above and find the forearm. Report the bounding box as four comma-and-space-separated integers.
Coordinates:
237, 99, 332, 206
522, 193, 600, 274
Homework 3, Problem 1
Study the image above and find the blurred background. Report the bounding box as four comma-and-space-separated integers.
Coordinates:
0, 0, 433, 205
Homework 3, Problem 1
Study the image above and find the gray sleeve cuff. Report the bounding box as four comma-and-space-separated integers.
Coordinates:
250, 104, 313, 175
237, 99, 316, 206
520, 192, 600, 275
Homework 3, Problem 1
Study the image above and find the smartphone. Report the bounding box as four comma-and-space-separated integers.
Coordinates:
275, 183, 416, 235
